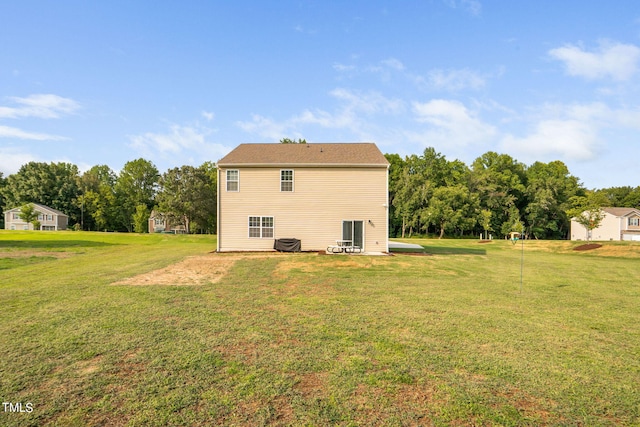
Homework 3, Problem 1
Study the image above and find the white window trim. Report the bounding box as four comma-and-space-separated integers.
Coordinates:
342, 219, 365, 251
226, 169, 239, 192
280, 169, 294, 192
248, 216, 274, 239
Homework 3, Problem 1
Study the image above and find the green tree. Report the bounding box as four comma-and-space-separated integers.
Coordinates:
155, 164, 216, 234
469, 152, 526, 237
622, 186, 640, 208
593, 186, 640, 208
18, 203, 41, 230
77, 165, 118, 231
280, 138, 307, 144
1, 162, 80, 222
524, 161, 582, 239
115, 159, 159, 232
391, 148, 458, 237
392, 155, 427, 237
500, 206, 524, 237
479, 209, 493, 240
198, 161, 218, 234
384, 153, 405, 237
132, 204, 150, 233
422, 185, 478, 239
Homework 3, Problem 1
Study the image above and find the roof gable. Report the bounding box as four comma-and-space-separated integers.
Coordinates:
217, 143, 389, 167
5, 203, 68, 217
602, 207, 640, 217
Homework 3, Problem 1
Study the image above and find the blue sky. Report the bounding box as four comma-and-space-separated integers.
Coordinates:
1, 1, 640, 189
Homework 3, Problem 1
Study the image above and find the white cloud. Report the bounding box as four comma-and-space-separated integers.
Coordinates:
549, 41, 640, 81
0, 94, 80, 119
380, 58, 405, 71
333, 57, 490, 94
329, 88, 404, 115
0, 125, 68, 141
501, 119, 600, 161
0, 147, 37, 175
500, 102, 611, 162
333, 63, 356, 72
425, 68, 486, 91
406, 99, 496, 159
235, 114, 290, 140
201, 111, 215, 121
129, 123, 229, 163
236, 89, 404, 140
443, 0, 482, 16
334, 57, 406, 80
412, 99, 495, 140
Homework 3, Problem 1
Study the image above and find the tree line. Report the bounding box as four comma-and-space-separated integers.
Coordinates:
0, 147, 638, 237
0, 159, 217, 233
386, 148, 640, 239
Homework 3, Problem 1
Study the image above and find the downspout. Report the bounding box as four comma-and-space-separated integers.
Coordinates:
385, 164, 389, 252
217, 167, 221, 252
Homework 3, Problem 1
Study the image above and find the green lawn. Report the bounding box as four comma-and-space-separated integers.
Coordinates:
1, 231, 639, 426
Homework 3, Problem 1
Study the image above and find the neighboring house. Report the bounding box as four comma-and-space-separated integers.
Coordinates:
148, 210, 187, 234
4, 203, 69, 231
216, 143, 390, 253
570, 207, 640, 241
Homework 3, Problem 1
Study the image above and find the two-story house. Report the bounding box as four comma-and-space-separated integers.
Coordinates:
570, 207, 640, 241
216, 143, 390, 253
4, 203, 69, 231
148, 210, 187, 234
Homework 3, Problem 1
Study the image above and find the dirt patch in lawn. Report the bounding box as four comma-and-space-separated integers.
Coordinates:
113, 255, 243, 286
573, 243, 603, 251
113, 253, 291, 286
295, 371, 329, 397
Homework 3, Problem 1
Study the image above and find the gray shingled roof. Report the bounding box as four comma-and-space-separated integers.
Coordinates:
217, 143, 389, 167
5, 203, 68, 217
602, 207, 640, 217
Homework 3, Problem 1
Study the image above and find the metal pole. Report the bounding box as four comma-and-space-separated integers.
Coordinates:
520, 236, 524, 294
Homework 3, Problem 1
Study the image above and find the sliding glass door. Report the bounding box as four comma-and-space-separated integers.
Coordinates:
342, 220, 364, 249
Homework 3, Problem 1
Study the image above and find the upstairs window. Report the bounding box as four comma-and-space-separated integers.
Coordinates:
226, 170, 239, 192
629, 217, 640, 226
280, 170, 294, 192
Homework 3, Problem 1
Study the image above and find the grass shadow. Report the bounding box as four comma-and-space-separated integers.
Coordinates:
420, 245, 486, 255
389, 246, 486, 255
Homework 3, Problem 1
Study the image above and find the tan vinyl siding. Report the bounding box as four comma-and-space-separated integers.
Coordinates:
219, 166, 388, 252
570, 208, 640, 241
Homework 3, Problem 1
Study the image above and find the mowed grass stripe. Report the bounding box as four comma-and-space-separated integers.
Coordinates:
1, 232, 639, 426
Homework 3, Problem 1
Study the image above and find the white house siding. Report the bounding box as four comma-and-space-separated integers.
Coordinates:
4, 204, 68, 230
218, 166, 388, 252
571, 209, 640, 241
571, 213, 619, 241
